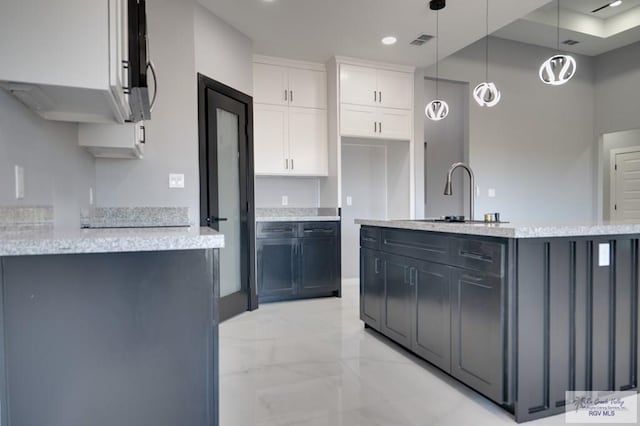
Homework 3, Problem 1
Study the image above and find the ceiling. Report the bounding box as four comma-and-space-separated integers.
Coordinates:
493, 0, 640, 56
197, 0, 551, 68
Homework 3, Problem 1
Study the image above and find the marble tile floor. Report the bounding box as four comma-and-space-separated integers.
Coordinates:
220, 281, 636, 425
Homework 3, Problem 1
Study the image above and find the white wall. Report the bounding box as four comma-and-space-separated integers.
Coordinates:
595, 41, 640, 136
194, 2, 253, 96
0, 90, 95, 228
94, 0, 253, 223
254, 177, 320, 207
425, 37, 596, 222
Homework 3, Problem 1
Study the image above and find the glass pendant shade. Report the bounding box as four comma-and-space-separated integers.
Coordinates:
425, 99, 449, 121
473, 82, 501, 107
539, 54, 576, 86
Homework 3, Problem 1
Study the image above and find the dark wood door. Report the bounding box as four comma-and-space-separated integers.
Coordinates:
360, 248, 383, 330
450, 267, 504, 403
381, 253, 414, 349
256, 239, 297, 300
198, 74, 256, 321
413, 261, 452, 373
298, 237, 339, 295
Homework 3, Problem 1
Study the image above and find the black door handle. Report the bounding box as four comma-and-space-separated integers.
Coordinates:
207, 217, 228, 223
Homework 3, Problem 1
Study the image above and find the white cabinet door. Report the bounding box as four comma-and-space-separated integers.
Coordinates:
253, 63, 288, 106
379, 108, 412, 140
79, 121, 144, 159
288, 67, 326, 109
340, 64, 377, 107
340, 104, 378, 138
289, 107, 328, 176
377, 69, 413, 110
254, 104, 289, 175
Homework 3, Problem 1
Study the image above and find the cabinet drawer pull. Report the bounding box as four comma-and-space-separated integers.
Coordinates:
461, 274, 484, 283
265, 227, 293, 233
305, 228, 333, 233
374, 258, 380, 274
459, 250, 492, 262
362, 236, 377, 243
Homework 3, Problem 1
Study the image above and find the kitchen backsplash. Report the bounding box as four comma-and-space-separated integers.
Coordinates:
81, 207, 191, 228
0, 206, 54, 230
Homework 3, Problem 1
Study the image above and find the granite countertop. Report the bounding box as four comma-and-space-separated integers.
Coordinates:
256, 216, 341, 222
0, 226, 224, 256
355, 219, 640, 239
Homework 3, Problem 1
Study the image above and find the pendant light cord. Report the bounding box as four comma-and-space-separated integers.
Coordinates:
485, 0, 489, 82
557, 0, 560, 51
435, 9, 440, 99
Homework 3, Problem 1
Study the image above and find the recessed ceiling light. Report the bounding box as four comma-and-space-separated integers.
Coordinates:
610, 0, 623, 7
381, 36, 397, 45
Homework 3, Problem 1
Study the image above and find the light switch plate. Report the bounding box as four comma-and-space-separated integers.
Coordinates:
14, 165, 24, 199
169, 173, 185, 189
281, 195, 288, 206
89, 187, 94, 205
346, 196, 353, 206
598, 243, 610, 267
488, 188, 496, 198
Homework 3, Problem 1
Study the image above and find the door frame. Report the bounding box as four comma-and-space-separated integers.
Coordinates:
609, 146, 640, 221
197, 73, 258, 319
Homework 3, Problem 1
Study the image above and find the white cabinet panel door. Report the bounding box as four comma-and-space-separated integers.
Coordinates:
340, 64, 377, 107
253, 63, 288, 106
613, 150, 640, 221
377, 69, 413, 110
379, 108, 412, 140
254, 104, 289, 175
340, 104, 378, 138
288, 68, 326, 109
289, 107, 328, 176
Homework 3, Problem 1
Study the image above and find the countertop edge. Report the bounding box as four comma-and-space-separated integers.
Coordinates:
355, 220, 640, 239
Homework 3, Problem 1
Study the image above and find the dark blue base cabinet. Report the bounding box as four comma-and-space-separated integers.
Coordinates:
0, 250, 219, 426
360, 226, 639, 423
257, 221, 341, 303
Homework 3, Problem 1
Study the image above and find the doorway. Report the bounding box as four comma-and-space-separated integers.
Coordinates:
610, 147, 640, 221
198, 73, 257, 321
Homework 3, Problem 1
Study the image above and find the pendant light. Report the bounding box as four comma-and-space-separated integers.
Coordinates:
539, 0, 576, 86
425, 1, 449, 121
473, 0, 501, 107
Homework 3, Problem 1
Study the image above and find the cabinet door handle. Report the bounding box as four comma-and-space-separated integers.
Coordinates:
140, 125, 146, 144
459, 250, 492, 262
291, 159, 294, 170
374, 90, 377, 102
290, 90, 293, 103
362, 236, 377, 243
285, 158, 289, 169
461, 274, 484, 283
379, 122, 382, 133
379, 91, 382, 103
374, 122, 377, 133
409, 267, 416, 286
374, 258, 380, 274
284, 90, 288, 101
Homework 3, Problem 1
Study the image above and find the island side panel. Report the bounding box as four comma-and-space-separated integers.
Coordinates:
515, 237, 639, 423
0, 249, 219, 426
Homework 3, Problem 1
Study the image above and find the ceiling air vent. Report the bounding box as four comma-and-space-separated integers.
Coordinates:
410, 34, 434, 46
562, 39, 580, 46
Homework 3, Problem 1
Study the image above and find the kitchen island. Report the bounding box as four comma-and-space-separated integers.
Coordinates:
0, 227, 223, 426
356, 219, 639, 423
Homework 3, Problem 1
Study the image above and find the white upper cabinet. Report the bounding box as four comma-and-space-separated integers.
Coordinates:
340, 65, 378, 107
288, 68, 326, 109
253, 56, 328, 176
340, 105, 378, 138
254, 104, 289, 175
376, 70, 413, 110
339, 64, 413, 110
0, 0, 130, 123
79, 121, 145, 159
253, 63, 289, 106
378, 108, 412, 140
253, 59, 326, 109
289, 107, 328, 176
